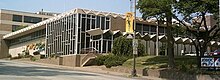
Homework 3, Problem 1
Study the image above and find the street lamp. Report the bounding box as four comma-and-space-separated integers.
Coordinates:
132, 0, 137, 77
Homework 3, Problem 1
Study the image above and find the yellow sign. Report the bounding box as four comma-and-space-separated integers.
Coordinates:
125, 12, 134, 33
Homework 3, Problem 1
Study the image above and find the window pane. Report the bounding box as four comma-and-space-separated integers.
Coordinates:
92, 19, 95, 29
143, 24, 149, 31
136, 23, 142, 31
87, 18, 91, 30
13, 15, 22, 22
159, 27, 164, 34
24, 16, 42, 23
151, 26, 156, 33
96, 16, 100, 28
106, 21, 109, 29
101, 17, 105, 30
82, 18, 86, 31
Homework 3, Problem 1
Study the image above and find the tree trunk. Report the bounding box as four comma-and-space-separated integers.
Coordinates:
166, 11, 175, 69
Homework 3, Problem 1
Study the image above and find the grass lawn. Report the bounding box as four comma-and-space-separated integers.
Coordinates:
123, 56, 220, 74
123, 56, 197, 70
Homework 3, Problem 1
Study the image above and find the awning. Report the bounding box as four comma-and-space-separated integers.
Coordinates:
174, 37, 183, 44
86, 28, 103, 36
159, 35, 167, 42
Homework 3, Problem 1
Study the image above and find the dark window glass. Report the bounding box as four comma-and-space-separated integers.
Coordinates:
103, 40, 106, 53
106, 21, 109, 29
24, 16, 42, 23
82, 14, 86, 17
13, 15, 22, 22
96, 16, 100, 28
93, 35, 101, 40
106, 17, 110, 20
43, 18, 48, 20
159, 27, 164, 33
108, 41, 111, 52
136, 23, 142, 31
78, 29, 80, 42
101, 17, 105, 30
78, 14, 81, 28
12, 25, 19, 32
99, 41, 101, 52
143, 24, 149, 31
151, 26, 156, 32
86, 37, 90, 47
82, 18, 86, 31
87, 18, 91, 30
92, 19, 95, 29
103, 33, 112, 40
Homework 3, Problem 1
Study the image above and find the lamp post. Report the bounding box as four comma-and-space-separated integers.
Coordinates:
132, 0, 137, 77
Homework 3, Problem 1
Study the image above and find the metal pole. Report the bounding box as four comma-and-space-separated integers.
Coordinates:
132, 0, 137, 77
156, 22, 159, 56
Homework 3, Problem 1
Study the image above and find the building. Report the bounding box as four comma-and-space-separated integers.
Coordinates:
2, 8, 220, 58
0, 9, 58, 58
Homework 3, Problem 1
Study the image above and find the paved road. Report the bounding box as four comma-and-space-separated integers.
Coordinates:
0, 60, 138, 80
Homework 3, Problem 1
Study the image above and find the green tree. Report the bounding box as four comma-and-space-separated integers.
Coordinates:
137, 0, 175, 68
112, 36, 145, 57
173, 0, 219, 68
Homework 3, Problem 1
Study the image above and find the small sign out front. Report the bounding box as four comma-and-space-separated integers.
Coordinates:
133, 39, 138, 55
201, 57, 220, 70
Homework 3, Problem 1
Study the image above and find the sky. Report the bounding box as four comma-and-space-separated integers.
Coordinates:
0, 0, 142, 17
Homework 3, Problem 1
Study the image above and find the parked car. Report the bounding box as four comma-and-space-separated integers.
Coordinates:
185, 52, 197, 56
209, 49, 220, 56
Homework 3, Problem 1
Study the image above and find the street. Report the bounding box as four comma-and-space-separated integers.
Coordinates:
0, 60, 138, 80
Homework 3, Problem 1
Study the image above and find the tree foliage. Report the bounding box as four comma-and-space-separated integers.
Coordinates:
173, 0, 219, 68
112, 36, 145, 57
138, 0, 219, 68
137, 0, 175, 68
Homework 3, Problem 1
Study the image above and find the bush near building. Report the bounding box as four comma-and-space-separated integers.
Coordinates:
112, 36, 146, 57
94, 36, 146, 68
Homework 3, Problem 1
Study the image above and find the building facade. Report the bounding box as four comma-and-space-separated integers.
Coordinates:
2, 8, 220, 58
0, 9, 57, 58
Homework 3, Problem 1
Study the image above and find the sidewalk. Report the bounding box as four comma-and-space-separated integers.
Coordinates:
13, 59, 165, 80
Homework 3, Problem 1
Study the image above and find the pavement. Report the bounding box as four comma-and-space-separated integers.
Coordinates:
0, 59, 165, 80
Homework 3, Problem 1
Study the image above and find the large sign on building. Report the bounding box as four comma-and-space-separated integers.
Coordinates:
125, 12, 134, 33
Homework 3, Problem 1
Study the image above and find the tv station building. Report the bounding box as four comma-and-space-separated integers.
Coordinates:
2, 8, 220, 58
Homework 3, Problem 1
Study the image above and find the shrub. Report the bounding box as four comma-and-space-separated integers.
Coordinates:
94, 54, 128, 68
94, 55, 108, 66
30, 56, 37, 61
104, 54, 128, 68
112, 36, 146, 57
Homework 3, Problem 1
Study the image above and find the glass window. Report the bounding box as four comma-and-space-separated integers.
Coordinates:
92, 19, 95, 29
106, 21, 110, 29
82, 18, 86, 31
143, 24, 149, 31
96, 16, 100, 28
78, 14, 81, 28
101, 17, 105, 30
151, 26, 156, 33
103, 40, 106, 53
24, 16, 42, 23
159, 27, 164, 33
12, 25, 19, 32
93, 35, 101, 40
13, 15, 22, 22
136, 23, 142, 31
108, 41, 112, 52
87, 18, 91, 30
